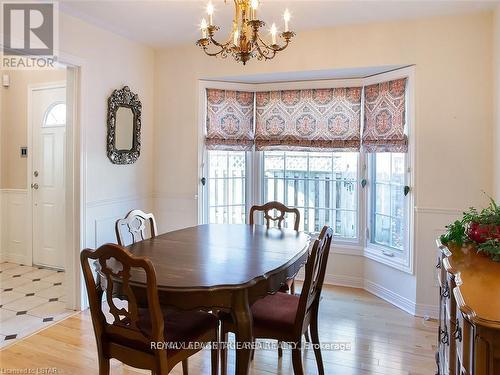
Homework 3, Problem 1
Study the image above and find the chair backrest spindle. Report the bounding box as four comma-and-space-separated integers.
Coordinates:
249, 201, 300, 231
116, 209, 158, 246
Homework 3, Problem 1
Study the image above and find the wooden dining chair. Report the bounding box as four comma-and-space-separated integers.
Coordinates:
80, 243, 219, 375
249, 201, 300, 230
220, 226, 333, 375
115, 209, 158, 246
249, 201, 301, 294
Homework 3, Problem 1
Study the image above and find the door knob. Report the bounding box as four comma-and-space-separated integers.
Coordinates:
31, 183, 39, 190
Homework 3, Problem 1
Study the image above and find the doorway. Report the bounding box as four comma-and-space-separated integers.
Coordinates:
29, 83, 67, 269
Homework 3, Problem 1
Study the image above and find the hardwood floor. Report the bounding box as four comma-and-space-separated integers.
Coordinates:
0, 285, 438, 374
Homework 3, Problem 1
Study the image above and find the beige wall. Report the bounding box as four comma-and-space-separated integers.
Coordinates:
60, 13, 155, 205
154, 11, 494, 311
0, 69, 66, 189
0, 74, 3, 188
57, 13, 156, 251
495, 5, 500, 200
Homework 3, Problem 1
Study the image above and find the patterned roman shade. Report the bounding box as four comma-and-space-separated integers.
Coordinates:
206, 89, 255, 151
255, 88, 362, 151
362, 78, 408, 152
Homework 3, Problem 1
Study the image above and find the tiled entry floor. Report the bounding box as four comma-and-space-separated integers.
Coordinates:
0, 262, 74, 348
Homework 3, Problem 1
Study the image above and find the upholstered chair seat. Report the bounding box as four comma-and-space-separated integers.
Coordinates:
250, 292, 300, 333
134, 307, 218, 354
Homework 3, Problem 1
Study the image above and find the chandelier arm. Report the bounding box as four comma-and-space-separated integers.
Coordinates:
269, 39, 290, 52
208, 34, 233, 49
253, 41, 276, 60
201, 44, 230, 58
255, 34, 276, 51
256, 33, 291, 53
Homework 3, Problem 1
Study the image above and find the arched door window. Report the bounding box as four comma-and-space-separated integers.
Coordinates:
43, 102, 66, 127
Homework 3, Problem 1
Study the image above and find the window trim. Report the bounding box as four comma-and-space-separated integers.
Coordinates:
197, 65, 415, 274
362, 67, 415, 274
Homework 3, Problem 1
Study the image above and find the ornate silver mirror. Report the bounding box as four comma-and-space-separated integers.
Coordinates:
107, 86, 141, 164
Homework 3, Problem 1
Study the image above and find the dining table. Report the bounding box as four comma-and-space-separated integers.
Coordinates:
123, 223, 311, 375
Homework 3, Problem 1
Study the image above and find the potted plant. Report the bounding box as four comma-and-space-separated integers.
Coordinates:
440, 196, 500, 261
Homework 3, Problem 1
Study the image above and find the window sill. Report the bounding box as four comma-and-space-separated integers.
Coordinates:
305, 232, 363, 256
332, 243, 364, 256
364, 245, 412, 274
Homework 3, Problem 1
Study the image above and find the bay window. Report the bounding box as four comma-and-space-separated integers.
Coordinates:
200, 70, 413, 273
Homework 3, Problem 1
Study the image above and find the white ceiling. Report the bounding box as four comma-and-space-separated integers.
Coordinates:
60, 0, 499, 48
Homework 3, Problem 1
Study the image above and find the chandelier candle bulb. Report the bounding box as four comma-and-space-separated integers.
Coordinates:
207, 1, 214, 25
284, 9, 290, 32
271, 23, 277, 45
251, 0, 258, 20
234, 30, 239, 46
201, 18, 208, 38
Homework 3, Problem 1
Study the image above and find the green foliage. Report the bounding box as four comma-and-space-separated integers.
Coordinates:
477, 239, 500, 262
441, 194, 500, 262
440, 220, 468, 246
462, 196, 500, 225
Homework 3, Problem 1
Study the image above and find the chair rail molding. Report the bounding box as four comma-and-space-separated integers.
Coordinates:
86, 194, 153, 209
414, 206, 463, 215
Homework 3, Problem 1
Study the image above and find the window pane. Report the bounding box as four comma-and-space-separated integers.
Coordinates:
207, 151, 246, 224
263, 151, 358, 239
375, 183, 390, 215
391, 217, 404, 249
375, 153, 391, 182
371, 153, 407, 252
44, 103, 66, 127
286, 178, 305, 207
374, 214, 391, 246
285, 153, 307, 178
264, 152, 284, 175
337, 210, 357, 239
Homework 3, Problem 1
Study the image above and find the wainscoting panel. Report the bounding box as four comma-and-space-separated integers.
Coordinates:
0, 190, 29, 265
85, 195, 154, 250
413, 206, 462, 319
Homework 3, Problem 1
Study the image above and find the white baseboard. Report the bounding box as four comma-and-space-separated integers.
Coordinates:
363, 279, 416, 316
2, 253, 29, 266
323, 275, 438, 319
324, 274, 364, 289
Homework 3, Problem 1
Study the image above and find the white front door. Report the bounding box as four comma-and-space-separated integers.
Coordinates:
31, 85, 66, 269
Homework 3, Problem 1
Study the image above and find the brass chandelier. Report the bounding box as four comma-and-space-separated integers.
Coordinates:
196, 0, 295, 65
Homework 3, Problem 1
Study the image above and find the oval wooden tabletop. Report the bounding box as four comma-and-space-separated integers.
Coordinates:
442, 243, 500, 328
125, 224, 310, 290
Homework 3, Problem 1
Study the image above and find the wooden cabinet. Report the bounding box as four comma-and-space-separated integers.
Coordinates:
436, 241, 500, 375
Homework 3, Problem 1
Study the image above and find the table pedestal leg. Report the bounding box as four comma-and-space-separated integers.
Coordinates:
232, 289, 253, 375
